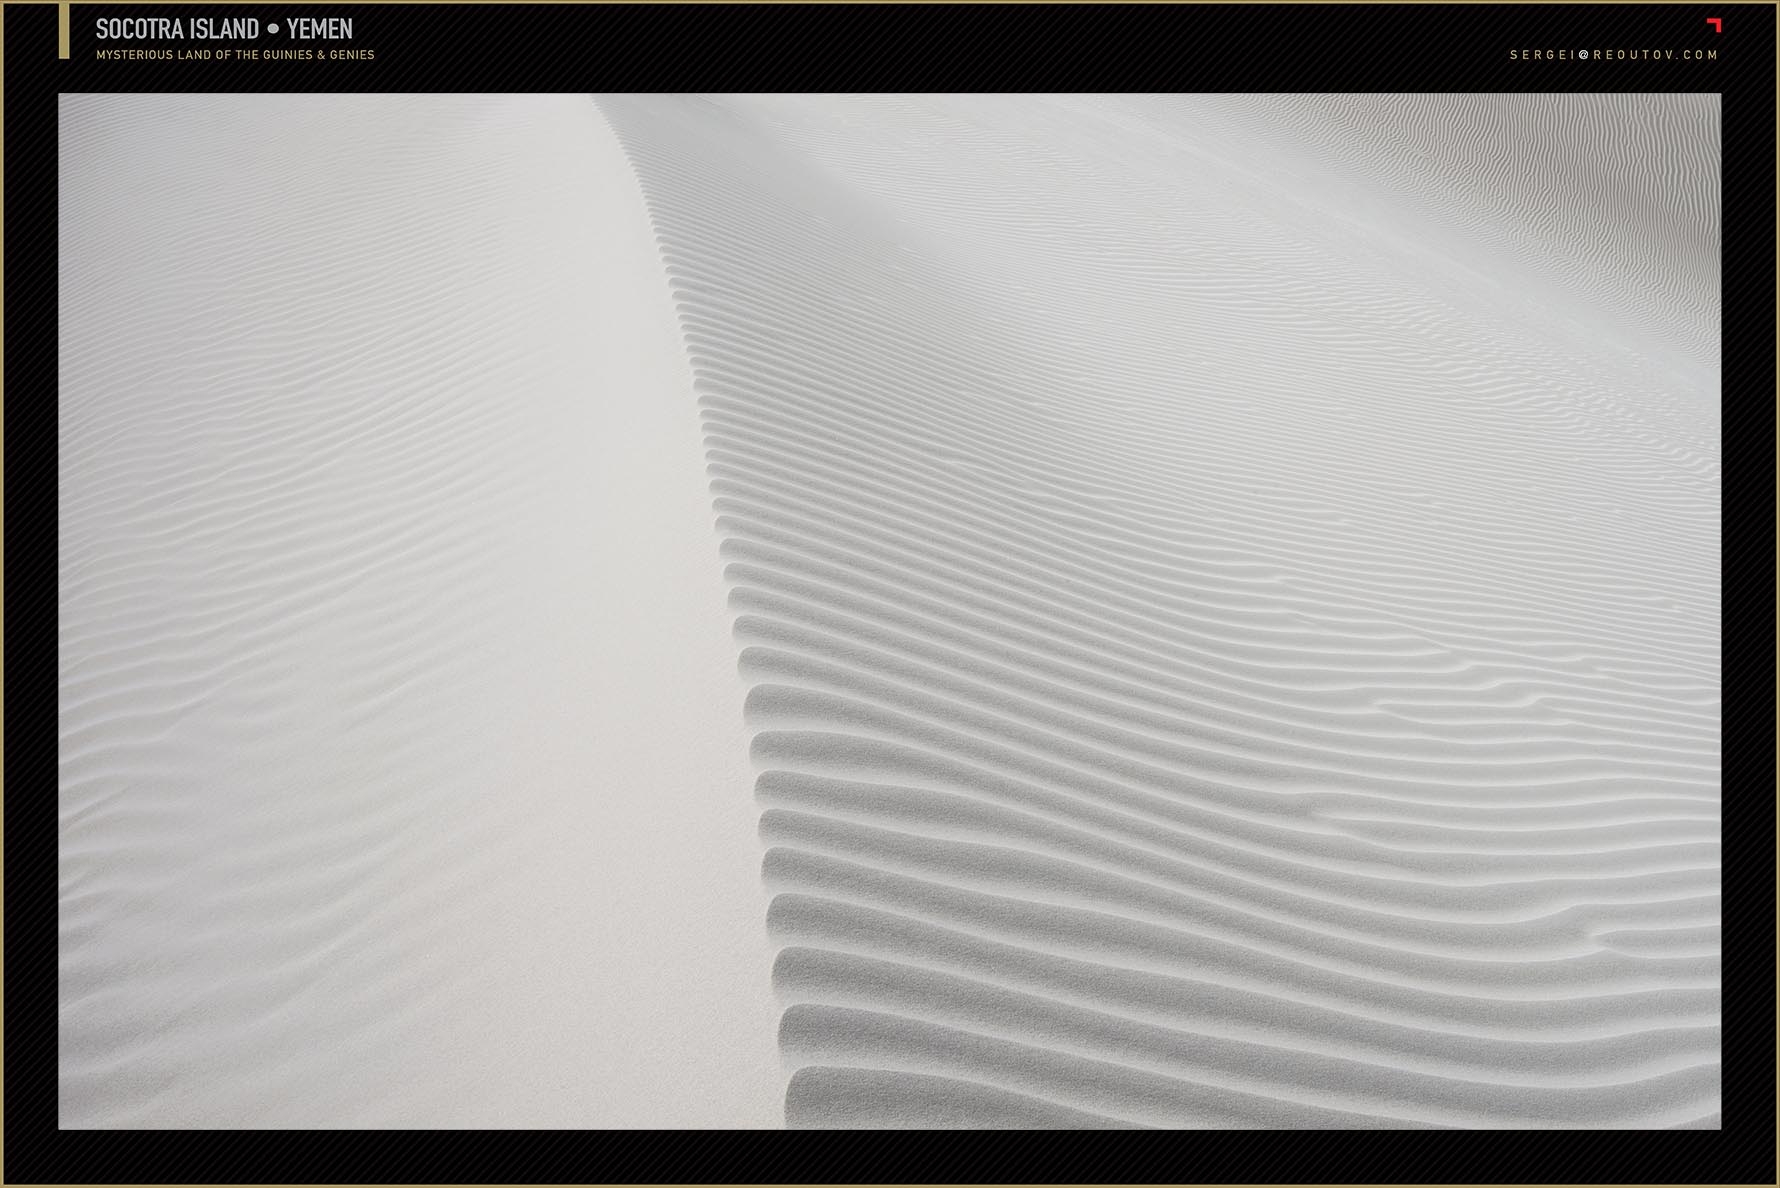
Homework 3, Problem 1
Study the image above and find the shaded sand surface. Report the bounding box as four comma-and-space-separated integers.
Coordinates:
596, 94, 1720, 1128
59, 95, 781, 1127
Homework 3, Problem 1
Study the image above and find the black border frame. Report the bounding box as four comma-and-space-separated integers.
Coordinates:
10, 1, 1774, 1175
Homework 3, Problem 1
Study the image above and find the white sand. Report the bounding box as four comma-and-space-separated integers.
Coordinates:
61, 94, 1718, 1128
602, 94, 1720, 1128
60, 95, 781, 1127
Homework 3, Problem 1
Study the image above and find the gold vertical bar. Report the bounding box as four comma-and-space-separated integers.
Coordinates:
59, 1, 70, 59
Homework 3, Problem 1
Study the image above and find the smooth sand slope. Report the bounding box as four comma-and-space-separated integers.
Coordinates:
59, 95, 781, 1127
597, 94, 1720, 1128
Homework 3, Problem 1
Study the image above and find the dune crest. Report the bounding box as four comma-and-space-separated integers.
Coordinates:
59, 93, 1719, 1129
60, 95, 781, 1128
598, 93, 1720, 1128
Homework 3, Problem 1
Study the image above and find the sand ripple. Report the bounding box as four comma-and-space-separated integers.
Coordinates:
598, 94, 1720, 1128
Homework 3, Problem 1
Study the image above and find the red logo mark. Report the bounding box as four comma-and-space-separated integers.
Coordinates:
1706, 17, 1721, 32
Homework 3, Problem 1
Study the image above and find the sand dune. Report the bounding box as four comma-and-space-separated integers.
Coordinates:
61, 93, 1718, 1128
597, 94, 1719, 1128
60, 94, 781, 1127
